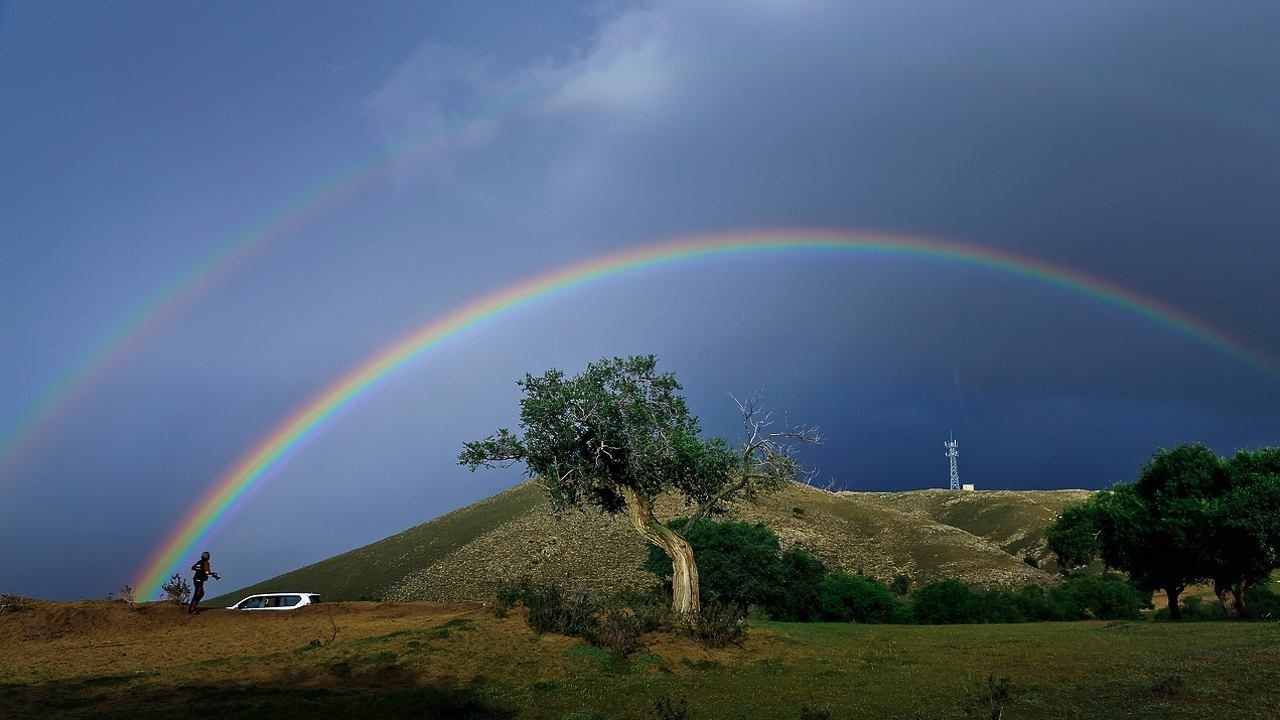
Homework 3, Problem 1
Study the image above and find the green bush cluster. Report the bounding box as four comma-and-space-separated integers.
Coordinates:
647, 518, 1154, 625
912, 575, 1150, 624
496, 581, 660, 656
1243, 584, 1280, 619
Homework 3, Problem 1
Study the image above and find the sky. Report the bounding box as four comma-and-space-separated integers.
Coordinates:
2, 0, 1279, 600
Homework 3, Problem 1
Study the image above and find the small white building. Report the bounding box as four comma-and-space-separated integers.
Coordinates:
961, 483, 976, 492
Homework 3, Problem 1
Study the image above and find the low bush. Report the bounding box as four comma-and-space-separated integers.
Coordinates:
685, 602, 747, 648
1052, 573, 1149, 620
161, 574, 191, 607
912, 580, 984, 624
521, 585, 600, 637
1243, 584, 1280, 620
890, 574, 911, 596
819, 572, 897, 623
798, 705, 832, 720
767, 548, 827, 621
0, 594, 33, 614
496, 583, 677, 656
651, 695, 690, 720
586, 608, 646, 657
1154, 596, 1227, 622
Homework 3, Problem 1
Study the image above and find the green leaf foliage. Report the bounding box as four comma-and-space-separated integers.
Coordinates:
818, 572, 898, 623
644, 519, 785, 609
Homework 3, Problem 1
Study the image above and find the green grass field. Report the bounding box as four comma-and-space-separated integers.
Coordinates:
4, 600, 1278, 719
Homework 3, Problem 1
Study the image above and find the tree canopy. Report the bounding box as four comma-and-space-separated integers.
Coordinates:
459, 355, 816, 615
1048, 443, 1280, 619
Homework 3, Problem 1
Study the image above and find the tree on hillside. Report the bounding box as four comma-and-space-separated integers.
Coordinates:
458, 356, 817, 616
1208, 449, 1280, 615
1091, 445, 1222, 620
1046, 503, 1100, 574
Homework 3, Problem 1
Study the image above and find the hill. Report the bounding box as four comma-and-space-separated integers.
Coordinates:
212, 483, 1091, 605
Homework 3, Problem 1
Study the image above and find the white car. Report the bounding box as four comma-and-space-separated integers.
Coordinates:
226, 592, 322, 611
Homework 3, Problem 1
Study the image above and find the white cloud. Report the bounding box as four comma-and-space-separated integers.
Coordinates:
542, 6, 675, 115
365, 1, 833, 182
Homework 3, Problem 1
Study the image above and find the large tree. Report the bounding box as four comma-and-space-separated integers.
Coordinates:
1051, 444, 1280, 620
1209, 448, 1280, 615
1046, 503, 1100, 575
1091, 444, 1221, 620
458, 356, 814, 615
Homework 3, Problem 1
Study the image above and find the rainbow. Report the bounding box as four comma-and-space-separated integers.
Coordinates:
134, 229, 1271, 598
0, 94, 529, 480
0, 166, 384, 480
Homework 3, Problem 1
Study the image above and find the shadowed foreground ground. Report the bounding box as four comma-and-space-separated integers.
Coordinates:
2, 599, 1278, 719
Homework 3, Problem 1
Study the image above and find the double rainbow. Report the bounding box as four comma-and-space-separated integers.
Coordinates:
135, 230, 1270, 598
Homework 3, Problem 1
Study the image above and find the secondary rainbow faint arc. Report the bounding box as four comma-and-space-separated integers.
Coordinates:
0, 95, 529, 479
0, 166, 379, 479
135, 229, 1272, 599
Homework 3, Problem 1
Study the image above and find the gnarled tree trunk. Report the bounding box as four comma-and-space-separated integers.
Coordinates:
1165, 586, 1182, 620
1231, 582, 1248, 618
621, 486, 700, 616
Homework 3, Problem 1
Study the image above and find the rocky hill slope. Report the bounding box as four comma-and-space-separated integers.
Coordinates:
211, 483, 1091, 604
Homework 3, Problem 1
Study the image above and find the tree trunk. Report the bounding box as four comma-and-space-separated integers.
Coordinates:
1214, 585, 1233, 617
1231, 582, 1248, 618
621, 486, 700, 616
1166, 586, 1182, 621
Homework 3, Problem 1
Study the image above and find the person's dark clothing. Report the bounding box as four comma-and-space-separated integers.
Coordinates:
189, 580, 205, 613
189, 558, 212, 614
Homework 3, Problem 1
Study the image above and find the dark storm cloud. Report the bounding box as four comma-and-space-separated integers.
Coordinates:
2, 1, 1277, 598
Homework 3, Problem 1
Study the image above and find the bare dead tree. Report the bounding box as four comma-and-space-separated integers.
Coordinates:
687, 392, 822, 525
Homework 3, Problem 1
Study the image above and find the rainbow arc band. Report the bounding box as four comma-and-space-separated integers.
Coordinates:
134, 230, 1270, 599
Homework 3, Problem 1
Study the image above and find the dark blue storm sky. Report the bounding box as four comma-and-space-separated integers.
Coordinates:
2, 1, 1278, 599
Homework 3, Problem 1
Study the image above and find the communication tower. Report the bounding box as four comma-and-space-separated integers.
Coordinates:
945, 434, 960, 491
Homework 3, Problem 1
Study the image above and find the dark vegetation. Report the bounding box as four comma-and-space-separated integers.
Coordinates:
1048, 444, 1280, 619
160, 574, 190, 607
640, 517, 1150, 625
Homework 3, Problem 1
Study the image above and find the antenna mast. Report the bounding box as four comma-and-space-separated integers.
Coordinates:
945, 433, 960, 491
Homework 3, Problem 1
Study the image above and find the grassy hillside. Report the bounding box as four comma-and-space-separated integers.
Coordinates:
215, 483, 1084, 605
858, 488, 1092, 571
208, 484, 543, 605
4, 599, 1279, 719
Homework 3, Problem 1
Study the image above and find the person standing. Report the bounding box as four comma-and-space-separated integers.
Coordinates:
188, 551, 220, 614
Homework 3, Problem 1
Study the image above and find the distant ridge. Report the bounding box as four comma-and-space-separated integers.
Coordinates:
212, 483, 1091, 604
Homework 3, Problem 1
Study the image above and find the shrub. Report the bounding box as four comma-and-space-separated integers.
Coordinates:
818, 572, 898, 623
1243, 584, 1280, 620
521, 585, 600, 636
976, 590, 1028, 624
161, 574, 191, 607
1051, 573, 1149, 620
495, 583, 668, 657
0, 594, 33, 614
890, 574, 911, 596
586, 608, 646, 658
1012, 584, 1059, 621
1153, 596, 1227, 621
1150, 673, 1186, 698
912, 580, 984, 624
798, 705, 832, 720
768, 548, 827, 621
645, 519, 784, 610
685, 601, 746, 648
652, 695, 690, 720
493, 580, 527, 618
971, 674, 1012, 720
